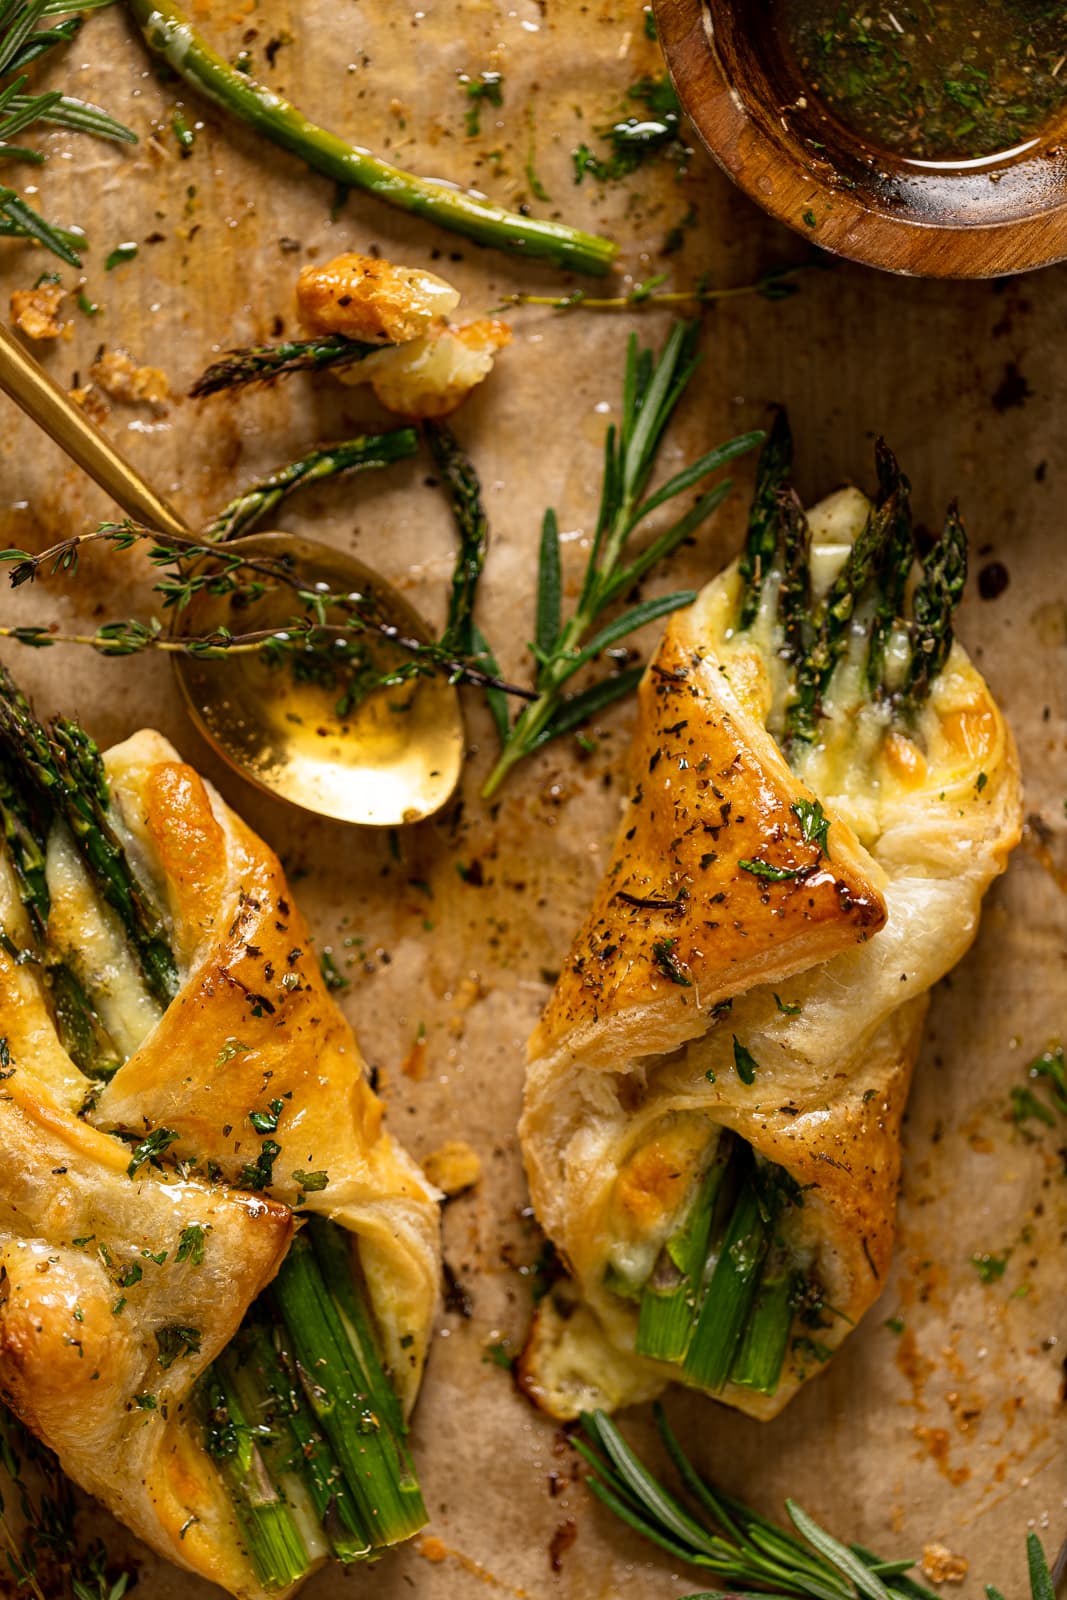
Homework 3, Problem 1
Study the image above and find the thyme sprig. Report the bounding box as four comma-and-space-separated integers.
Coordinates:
480, 322, 762, 797
0, 1400, 133, 1599
0, 1, 135, 265
498, 263, 810, 313
0, 522, 535, 699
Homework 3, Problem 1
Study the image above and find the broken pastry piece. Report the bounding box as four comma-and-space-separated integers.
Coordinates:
520, 417, 1021, 1422
0, 671, 440, 1597
295, 250, 510, 418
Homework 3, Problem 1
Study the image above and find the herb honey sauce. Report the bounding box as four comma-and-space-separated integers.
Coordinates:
777, 0, 1067, 160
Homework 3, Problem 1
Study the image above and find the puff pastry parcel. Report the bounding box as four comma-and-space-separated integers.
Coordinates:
0, 677, 440, 1596
521, 421, 1021, 1422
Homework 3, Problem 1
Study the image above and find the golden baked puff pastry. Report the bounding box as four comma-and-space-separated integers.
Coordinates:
0, 675, 440, 1597
520, 419, 1021, 1422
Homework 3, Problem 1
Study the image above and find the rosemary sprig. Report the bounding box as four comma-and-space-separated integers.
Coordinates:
126, 0, 617, 276
579, 1406, 931, 1600
200, 430, 419, 542
579, 1408, 1057, 1600
0, 1, 135, 266
480, 323, 762, 796
190, 335, 381, 399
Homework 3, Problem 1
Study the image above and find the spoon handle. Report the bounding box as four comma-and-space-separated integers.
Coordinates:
0, 321, 189, 540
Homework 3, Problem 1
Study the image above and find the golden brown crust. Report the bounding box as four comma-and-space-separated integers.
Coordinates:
0, 728, 440, 1598
534, 625, 886, 1065
521, 537, 1022, 1424
295, 251, 460, 342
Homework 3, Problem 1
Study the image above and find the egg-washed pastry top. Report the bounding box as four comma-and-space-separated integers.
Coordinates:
0, 695, 440, 1599
520, 424, 1021, 1422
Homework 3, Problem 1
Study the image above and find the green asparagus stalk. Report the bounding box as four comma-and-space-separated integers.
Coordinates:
738, 408, 792, 630
776, 487, 813, 669
786, 487, 895, 746
865, 441, 914, 694
201, 1366, 312, 1590
728, 1255, 796, 1394
0, 729, 120, 1076
240, 1319, 371, 1563
127, 0, 618, 277
425, 421, 490, 659
190, 336, 381, 399
271, 1231, 427, 1548
900, 503, 967, 714
636, 1135, 732, 1364
683, 1162, 771, 1391
201, 431, 420, 543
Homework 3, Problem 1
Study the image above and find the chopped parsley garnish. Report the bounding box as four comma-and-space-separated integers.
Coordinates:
118, 1262, 142, 1288
239, 1139, 281, 1192
971, 1250, 1009, 1284
126, 1126, 180, 1179
156, 1325, 202, 1369
739, 858, 802, 882
482, 1339, 515, 1371
292, 1169, 329, 1192
175, 1224, 210, 1266
319, 949, 350, 993
132, 1392, 157, 1410
249, 1098, 284, 1135
215, 1037, 250, 1067
573, 75, 686, 184
652, 938, 692, 987
976, 771, 988, 792
732, 1036, 759, 1085
104, 241, 138, 271
791, 798, 830, 856
792, 1335, 832, 1362
774, 994, 802, 1016
461, 69, 503, 138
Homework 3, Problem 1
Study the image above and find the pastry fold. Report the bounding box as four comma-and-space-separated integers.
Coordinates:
521, 482, 1021, 1422
0, 726, 440, 1597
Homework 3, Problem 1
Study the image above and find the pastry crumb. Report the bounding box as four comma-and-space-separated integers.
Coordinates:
10, 282, 66, 340
422, 1139, 482, 1197
69, 384, 110, 424
89, 349, 170, 409
921, 1543, 969, 1584
416, 1535, 449, 1564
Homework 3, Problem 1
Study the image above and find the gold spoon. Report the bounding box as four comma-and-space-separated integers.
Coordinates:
0, 322, 464, 826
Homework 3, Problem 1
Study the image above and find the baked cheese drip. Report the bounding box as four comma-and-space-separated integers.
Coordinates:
520, 434, 1021, 1422
0, 722, 439, 1598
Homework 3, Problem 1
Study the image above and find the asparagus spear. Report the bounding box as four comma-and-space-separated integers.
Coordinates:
900, 503, 967, 714
683, 1162, 771, 1391
0, 730, 120, 1076
738, 408, 792, 630
424, 421, 490, 659
728, 1254, 797, 1394
127, 0, 618, 277
865, 441, 915, 695
240, 1318, 371, 1563
636, 1134, 733, 1364
776, 487, 813, 669
201, 431, 420, 543
270, 1231, 427, 1548
190, 336, 381, 400
201, 1366, 312, 1590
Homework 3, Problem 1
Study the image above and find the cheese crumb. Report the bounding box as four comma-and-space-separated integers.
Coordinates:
421, 1139, 482, 1197
921, 1544, 969, 1584
10, 283, 66, 340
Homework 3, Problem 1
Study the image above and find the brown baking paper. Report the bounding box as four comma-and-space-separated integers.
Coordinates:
0, 2, 1064, 1596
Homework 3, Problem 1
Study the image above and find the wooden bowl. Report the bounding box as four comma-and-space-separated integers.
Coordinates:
655, 0, 1067, 277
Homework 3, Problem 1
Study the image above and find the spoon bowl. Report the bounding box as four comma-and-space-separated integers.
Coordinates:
0, 321, 463, 826
175, 532, 465, 826
656, 0, 1067, 277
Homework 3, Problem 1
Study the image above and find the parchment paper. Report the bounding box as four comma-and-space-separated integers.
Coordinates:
0, 3, 1064, 1596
